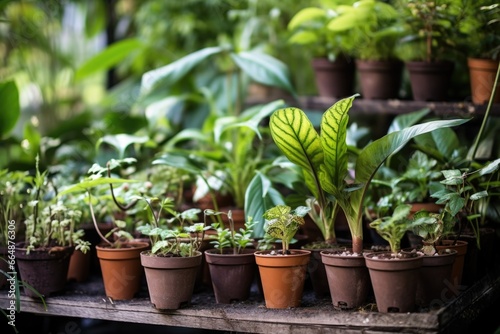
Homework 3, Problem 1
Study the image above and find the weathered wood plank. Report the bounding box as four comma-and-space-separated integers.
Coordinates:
1, 268, 498, 334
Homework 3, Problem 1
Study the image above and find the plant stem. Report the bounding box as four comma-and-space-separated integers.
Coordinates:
469, 61, 500, 161
87, 191, 112, 247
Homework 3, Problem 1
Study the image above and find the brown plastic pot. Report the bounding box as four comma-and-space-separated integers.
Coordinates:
435, 240, 468, 290
96, 241, 149, 300
416, 249, 457, 308
356, 59, 403, 100
321, 250, 370, 309
364, 251, 423, 313
16, 244, 74, 297
406, 61, 454, 101
205, 248, 256, 303
255, 249, 311, 309
67, 249, 91, 283
141, 251, 202, 310
312, 57, 355, 98
306, 248, 331, 298
467, 58, 500, 105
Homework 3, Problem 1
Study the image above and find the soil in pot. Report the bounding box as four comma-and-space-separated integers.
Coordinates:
416, 249, 457, 308
364, 251, 424, 313
255, 249, 311, 309
205, 248, 256, 304
96, 241, 149, 300
16, 244, 74, 297
141, 251, 202, 310
321, 249, 370, 309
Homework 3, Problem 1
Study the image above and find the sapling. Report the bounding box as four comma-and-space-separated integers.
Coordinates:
205, 209, 256, 255
369, 204, 412, 255
263, 205, 310, 254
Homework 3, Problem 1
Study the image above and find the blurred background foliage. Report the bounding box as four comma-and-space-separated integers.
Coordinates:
0, 0, 316, 171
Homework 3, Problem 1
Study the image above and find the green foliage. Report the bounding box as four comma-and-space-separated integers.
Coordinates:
263, 205, 309, 252
287, 0, 357, 60
409, 210, 442, 255
269, 95, 469, 253
0, 81, 20, 139
206, 209, 257, 254
369, 204, 412, 254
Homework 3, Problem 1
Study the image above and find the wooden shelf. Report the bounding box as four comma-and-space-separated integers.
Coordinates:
297, 97, 500, 117
1, 267, 499, 334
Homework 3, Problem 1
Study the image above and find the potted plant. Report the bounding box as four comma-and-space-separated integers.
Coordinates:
204, 209, 257, 304
59, 160, 149, 300
287, 1, 356, 98
329, 0, 405, 99
136, 197, 206, 310
395, 0, 467, 101
269, 94, 469, 308
409, 210, 457, 308
254, 205, 311, 308
154, 99, 287, 232
16, 158, 91, 297
462, 1, 500, 104
365, 204, 424, 313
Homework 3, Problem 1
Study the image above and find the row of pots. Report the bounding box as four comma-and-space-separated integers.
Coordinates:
313, 57, 500, 104
10, 239, 467, 313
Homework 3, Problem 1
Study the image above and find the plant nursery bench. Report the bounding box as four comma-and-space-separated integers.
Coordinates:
1, 266, 499, 334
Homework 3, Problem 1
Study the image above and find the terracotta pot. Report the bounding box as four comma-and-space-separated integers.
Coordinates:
205, 248, 256, 303
416, 249, 457, 308
364, 251, 424, 313
96, 241, 149, 300
321, 250, 370, 309
356, 59, 403, 100
467, 58, 500, 105
16, 244, 74, 297
141, 251, 202, 310
255, 249, 311, 308
312, 57, 355, 98
406, 61, 454, 101
67, 249, 91, 283
435, 240, 468, 290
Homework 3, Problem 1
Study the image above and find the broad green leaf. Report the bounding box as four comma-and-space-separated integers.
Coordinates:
387, 108, 430, 133
0, 81, 20, 138
153, 152, 206, 176
470, 190, 488, 201
270, 107, 323, 182
320, 95, 355, 193
58, 177, 135, 196
288, 31, 319, 45
288, 7, 326, 30
96, 134, 149, 159
479, 158, 500, 176
356, 119, 470, 184
75, 39, 143, 80
140, 46, 223, 94
230, 52, 296, 96
245, 172, 285, 238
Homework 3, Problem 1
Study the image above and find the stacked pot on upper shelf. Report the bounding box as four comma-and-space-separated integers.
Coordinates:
288, 0, 500, 103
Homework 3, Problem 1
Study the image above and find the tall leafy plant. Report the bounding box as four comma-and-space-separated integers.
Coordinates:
269, 95, 469, 254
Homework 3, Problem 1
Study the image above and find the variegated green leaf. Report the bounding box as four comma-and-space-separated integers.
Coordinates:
320, 95, 355, 193
270, 107, 323, 184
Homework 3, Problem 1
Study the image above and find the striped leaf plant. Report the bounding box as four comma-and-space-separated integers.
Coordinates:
269, 95, 469, 254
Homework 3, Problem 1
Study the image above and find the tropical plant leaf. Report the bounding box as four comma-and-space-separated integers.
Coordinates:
75, 38, 143, 80
245, 172, 285, 238
58, 177, 134, 196
230, 51, 296, 96
140, 46, 223, 94
0, 81, 20, 138
320, 95, 354, 194
96, 134, 149, 159
387, 108, 430, 133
